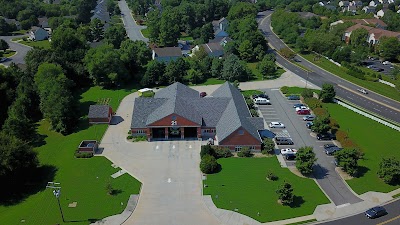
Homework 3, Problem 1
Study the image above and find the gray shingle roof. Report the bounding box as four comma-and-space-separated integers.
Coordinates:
155, 82, 199, 99
88, 105, 110, 118
153, 47, 182, 57
131, 98, 167, 127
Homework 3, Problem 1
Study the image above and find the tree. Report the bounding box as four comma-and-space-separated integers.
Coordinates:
349, 28, 369, 47
119, 40, 151, 72
301, 89, 313, 99
146, 9, 161, 43
141, 60, 165, 86
237, 147, 252, 157
159, 8, 181, 46
238, 40, 254, 62
35, 63, 77, 133
222, 54, 249, 81
335, 148, 362, 176
199, 23, 214, 43
276, 181, 294, 205
319, 83, 336, 103
200, 154, 219, 174
90, 18, 105, 42
258, 54, 277, 78
164, 58, 188, 84
105, 24, 126, 48
312, 115, 331, 134
84, 44, 128, 87
377, 157, 400, 185
262, 138, 275, 154
279, 47, 296, 59
0, 39, 9, 51
378, 37, 400, 61
227, 2, 257, 21
211, 58, 224, 78
0, 132, 38, 176
295, 146, 316, 175
200, 145, 215, 158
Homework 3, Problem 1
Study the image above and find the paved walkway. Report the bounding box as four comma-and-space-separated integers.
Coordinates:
91, 195, 139, 225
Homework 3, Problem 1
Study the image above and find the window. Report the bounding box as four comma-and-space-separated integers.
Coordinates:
136, 130, 145, 134
235, 146, 242, 152
238, 130, 244, 135
211, 129, 215, 133
249, 146, 255, 150
171, 116, 177, 120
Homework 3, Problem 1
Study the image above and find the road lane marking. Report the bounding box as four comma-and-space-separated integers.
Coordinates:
377, 215, 400, 225
172, 145, 175, 149
167, 178, 171, 183
374, 108, 382, 112
156, 145, 159, 149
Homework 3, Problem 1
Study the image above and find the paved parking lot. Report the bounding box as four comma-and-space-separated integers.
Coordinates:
257, 89, 362, 206
363, 59, 394, 76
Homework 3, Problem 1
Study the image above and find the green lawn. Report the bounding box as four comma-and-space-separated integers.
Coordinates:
11, 30, 28, 35
195, 78, 225, 86
284, 87, 320, 96
0, 85, 141, 225
141, 28, 150, 38
20, 40, 51, 49
179, 32, 193, 41
247, 62, 285, 81
300, 53, 400, 102
241, 90, 263, 98
324, 103, 400, 194
203, 158, 329, 222
393, 193, 400, 198
2, 50, 16, 57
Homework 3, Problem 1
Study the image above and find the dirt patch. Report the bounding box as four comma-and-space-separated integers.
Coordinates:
335, 167, 353, 180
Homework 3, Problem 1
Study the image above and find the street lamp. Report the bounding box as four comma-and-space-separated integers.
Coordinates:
46, 182, 65, 222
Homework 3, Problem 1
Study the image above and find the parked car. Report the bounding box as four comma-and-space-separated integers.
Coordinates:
254, 97, 271, 105
323, 143, 337, 149
365, 206, 387, 219
325, 147, 343, 155
357, 89, 368, 94
275, 137, 294, 145
317, 133, 335, 140
0, 57, 6, 63
297, 109, 310, 115
303, 115, 315, 121
306, 122, 314, 129
285, 153, 296, 160
293, 58, 301, 62
252, 93, 269, 99
293, 103, 305, 108
295, 106, 309, 111
287, 95, 300, 100
269, 122, 285, 128
200, 92, 207, 97
280, 148, 297, 155
382, 61, 390, 65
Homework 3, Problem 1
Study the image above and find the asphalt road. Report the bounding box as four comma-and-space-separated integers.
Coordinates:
118, 0, 149, 42
257, 11, 400, 124
259, 89, 362, 206
0, 35, 31, 66
321, 199, 400, 225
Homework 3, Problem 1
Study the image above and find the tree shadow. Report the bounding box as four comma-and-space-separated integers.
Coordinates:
0, 165, 57, 206
313, 164, 329, 180
289, 196, 305, 208
110, 189, 123, 196
210, 164, 223, 174
110, 115, 124, 125
354, 166, 369, 178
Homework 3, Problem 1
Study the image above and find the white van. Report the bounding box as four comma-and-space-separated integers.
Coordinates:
254, 97, 270, 105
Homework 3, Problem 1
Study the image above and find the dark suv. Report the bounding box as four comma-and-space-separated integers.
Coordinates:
275, 137, 294, 145
317, 133, 336, 140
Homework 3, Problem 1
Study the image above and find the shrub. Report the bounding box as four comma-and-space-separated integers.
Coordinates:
133, 135, 147, 142
267, 171, 278, 181
127, 135, 133, 140
301, 89, 313, 99
377, 74, 382, 79
377, 157, 400, 185
334, 148, 362, 176
250, 109, 259, 117
281, 86, 289, 94
246, 98, 255, 109
214, 147, 233, 158
200, 154, 219, 174
200, 145, 216, 158
303, 97, 322, 109
335, 129, 348, 143
237, 147, 252, 157
319, 83, 336, 103
365, 76, 379, 82
313, 107, 329, 118
276, 181, 294, 205
312, 115, 331, 134
262, 138, 275, 154
295, 146, 316, 175
128, 130, 132, 134
75, 151, 94, 158
328, 118, 340, 130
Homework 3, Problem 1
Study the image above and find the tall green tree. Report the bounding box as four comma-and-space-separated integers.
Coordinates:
90, 18, 105, 41
34, 63, 77, 134
295, 146, 316, 175
377, 157, 400, 184
319, 83, 336, 103
164, 58, 188, 84
350, 28, 369, 47
146, 9, 161, 43
0, 39, 9, 51
378, 37, 400, 61
335, 148, 362, 176
276, 181, 294, 205
238, 40, 253, 62
141, 60, 166, 86
84, 44, 128, 86
104, 24, 126, 48
119, 40, 151, 72
159, 8, 181, 46
222, 54, 249, 81
227, 2, 257, 21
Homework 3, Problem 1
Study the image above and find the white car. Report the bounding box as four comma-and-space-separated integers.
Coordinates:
295, 106, 309, 111
280, 148, 297, 155
269, 122, 285, 128
357, 88, 368, 94
382, 61, 390, 65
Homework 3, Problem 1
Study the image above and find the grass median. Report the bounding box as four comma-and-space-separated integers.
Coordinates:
0, 85, 141, 225
20, 40, 51, 49
324, 103, 400, 194
203, 157, 329, 222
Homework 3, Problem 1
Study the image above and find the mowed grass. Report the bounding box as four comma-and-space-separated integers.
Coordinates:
284, 87, 320, 95
2, 50, 16, 57
247, 62, 285, 81
324, 103, 400, 194
203, 158, 329, 222
140, 28, 150, 38
300, 53, 400, 102
0, 85, 141, 225
20, 40, 51, 49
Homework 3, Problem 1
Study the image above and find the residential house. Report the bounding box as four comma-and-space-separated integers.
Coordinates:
350, 1, 363, 8
375, 8, 387, 17
344, 23, 400, 45
339, 1, 350, 7
88, 105, 113, 124
363, 5, 377, 13
351, 18, 387, 29
4, 18, 21, 30
38, 17, 49, 28
29, 26, 49, 41
152, 47, 182, 62
191, 43, 224, 58
130, 82, 264, 151
344, 5, 357, 14
209, 36, 232, 46
379, 0, 394, 4
369, 0, 378, 7
212, 17, 229, 38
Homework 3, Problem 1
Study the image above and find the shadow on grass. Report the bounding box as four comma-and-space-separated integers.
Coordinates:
354, 166, 370, 178
110, 189, 123, 196
0, 164, 57, 206
289, 196, 305, 208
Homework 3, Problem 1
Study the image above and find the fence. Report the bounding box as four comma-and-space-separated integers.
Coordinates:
336, 99, 400, 132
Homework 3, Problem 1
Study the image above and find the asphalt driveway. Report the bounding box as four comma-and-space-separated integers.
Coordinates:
118, 0, 149, 42
0, 35, 32, 66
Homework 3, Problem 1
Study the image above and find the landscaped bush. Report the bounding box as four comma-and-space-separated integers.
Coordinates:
200, 145, 216, 158
377, 157, 400, 185
334, 148, 362, 176
246, 98, 255, 109
200, 154, 219, 174
237, 147, 252, 157
276, 181, 294, 205
303, 97, 322, 109
250, 109, 259, 117
127, 135, 133, 140
262, 138, 275, 154
281, 86, 289, 94
133, 135, 147, 142
75, 151, 94, 158
295, 146, 316, 175
128, 130, 132, 134
267, 171, 278, 181
301, 89, 313, 99
214, 147, 233, 158
313, 107, 329, 118
365, 76, 379, 82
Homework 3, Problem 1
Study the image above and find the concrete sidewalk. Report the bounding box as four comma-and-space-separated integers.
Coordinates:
91, 195, 139, 225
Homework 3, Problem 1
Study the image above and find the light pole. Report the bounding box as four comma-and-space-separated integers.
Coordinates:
46, 182, 65, 222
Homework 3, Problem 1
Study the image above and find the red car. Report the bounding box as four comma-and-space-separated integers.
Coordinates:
297, 109, 310, 115
200, 92, 207, 97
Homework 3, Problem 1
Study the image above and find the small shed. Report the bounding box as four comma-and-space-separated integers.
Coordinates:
78, 140, 98, 153
88, 105, 113, 124
138, 88, 155, 97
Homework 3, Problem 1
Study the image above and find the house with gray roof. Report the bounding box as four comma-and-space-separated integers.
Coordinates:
131, 82, 264, 151
152, 47, 182, 63
88, 105, 113, 124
